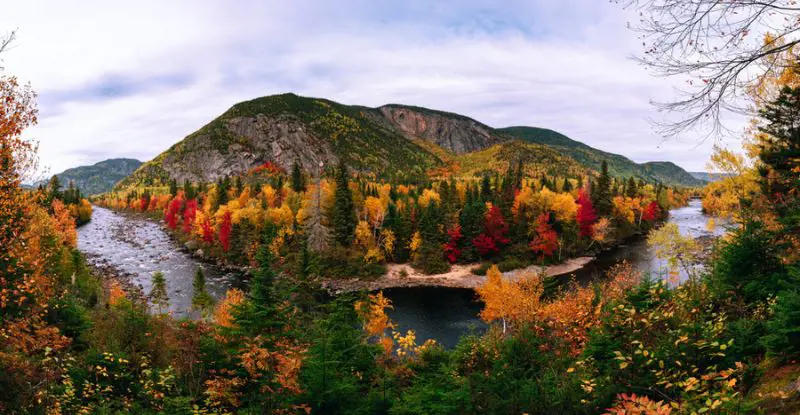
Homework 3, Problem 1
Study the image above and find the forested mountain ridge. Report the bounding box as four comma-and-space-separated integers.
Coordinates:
49, 158, 142, 195
499, 126, 705, 186
117, 93, 702, 189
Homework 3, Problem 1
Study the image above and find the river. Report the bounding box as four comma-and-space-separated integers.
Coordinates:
78, 199, 720, 347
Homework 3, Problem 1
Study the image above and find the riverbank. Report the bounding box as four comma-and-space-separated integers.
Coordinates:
83, 252, 146, 304
323, 257, 595, 293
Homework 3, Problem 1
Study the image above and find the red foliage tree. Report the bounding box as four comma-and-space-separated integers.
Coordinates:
139, 196, 148, 212
147, 196, 158, 211
443, 225, 463, 263
472, 205, 510, 257
200, 217, 215, 245
164, 196, 183, 230
529, 213, 558, 259
576, 189, 597, 238
182, 199, 198, 233
218, 210, 233, 252
642, 201, 661, 222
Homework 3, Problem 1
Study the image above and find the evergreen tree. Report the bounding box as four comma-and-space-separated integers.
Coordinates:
480, 174, 492, 202
148, 271, 169, 314
415, 201, 448, 274
47, 174, 61, 203
301, 295, 383, 413
626, 177, 638, 198
169, 179, 178, 197
460, 199, 485, 262
758, 85, 800, 225
562, 177, 573, 192
333, 162, 356, 246
217, 177, 230, 207
183, 179, 196, 200
234, 225, 284, 335
593, 161, 612, 216
291, 160, 307, 192
191, 267, 214, 319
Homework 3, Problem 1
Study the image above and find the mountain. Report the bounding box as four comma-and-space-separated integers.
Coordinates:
119, 93, 702, 189
689, 172, 734, 182
53, 158, 142, 195
498, 126, 705, 187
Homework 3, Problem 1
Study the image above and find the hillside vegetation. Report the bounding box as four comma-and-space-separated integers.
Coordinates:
117, 94, 702, 190
50, 158, 142, 195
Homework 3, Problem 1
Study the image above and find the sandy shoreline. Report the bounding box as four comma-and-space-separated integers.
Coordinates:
322, 256, 595, 293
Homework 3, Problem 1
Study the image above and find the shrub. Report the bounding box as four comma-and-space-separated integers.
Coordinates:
764, 286, 800, 361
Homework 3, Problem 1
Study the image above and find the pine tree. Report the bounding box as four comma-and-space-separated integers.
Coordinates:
460, 199, 485, 261
47, 174, 61, 203
184, 179, 196, 200
169, 179, 178, 197
291, 160, 307, 192
593, 161, 612, 216
149, 271, 169, 314
480, 174, 492, 202
191, 267, 214, 319
562, 177, 573, 192
625, 177, 637, 198
234, 225, 284, 335
333, 162, 356, 246
759, 85, 800, 224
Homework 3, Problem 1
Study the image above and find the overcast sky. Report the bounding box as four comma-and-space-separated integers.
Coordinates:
1, 0, 748, 175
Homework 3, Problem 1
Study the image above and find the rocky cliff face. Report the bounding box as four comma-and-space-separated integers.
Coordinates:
159, 114, 338, 183
379, 105, 504, 154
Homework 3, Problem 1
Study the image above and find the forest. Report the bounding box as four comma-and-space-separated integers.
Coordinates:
3, 1, 800, 414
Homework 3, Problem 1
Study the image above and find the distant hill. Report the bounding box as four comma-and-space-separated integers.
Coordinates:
53, 158, 142, 195
118, 93, 702, 189
690, 172, 734, 182
499, 126, 705, 187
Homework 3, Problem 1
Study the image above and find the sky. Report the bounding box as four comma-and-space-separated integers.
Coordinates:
1, 0, 749, 176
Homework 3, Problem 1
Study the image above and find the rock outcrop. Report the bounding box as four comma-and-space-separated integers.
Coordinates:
379, 105, 504, 154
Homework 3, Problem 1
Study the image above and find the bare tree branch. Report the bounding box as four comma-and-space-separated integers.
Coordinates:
617, 0, 800, 136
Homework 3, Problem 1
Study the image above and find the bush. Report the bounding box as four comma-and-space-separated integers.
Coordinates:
764, 286, 800, 361
471, 262, 492, 276
709, 222, 788, 303
320, 246, 386, 280
496, 257, 529, 272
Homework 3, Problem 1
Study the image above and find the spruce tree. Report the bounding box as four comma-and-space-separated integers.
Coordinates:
333, 162, 356, 246
758, 85, 800, 223
234, 225, 283, 335
626, 177, 638, 198
169, 179, 178, 197
291, 160, 306, 192
191, 267, 214, 318
480, 174, 492, 202
593, 161, 612, 216
562, 177, 573, 192
184, 179, 196, 200
149, 271, 169, 314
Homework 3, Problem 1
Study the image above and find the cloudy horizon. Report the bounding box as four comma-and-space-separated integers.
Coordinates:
2, 0, 748, 176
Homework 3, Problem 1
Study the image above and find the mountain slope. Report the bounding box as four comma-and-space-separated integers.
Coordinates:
53, 158, 142, 195
119, 94, 446, 187
119, 93, 702, 189
499, 126, 704, 186
689, 172, 733, 182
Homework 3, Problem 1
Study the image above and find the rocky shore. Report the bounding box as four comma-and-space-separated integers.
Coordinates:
83, 253, 146, 304
322, 257, 595, 294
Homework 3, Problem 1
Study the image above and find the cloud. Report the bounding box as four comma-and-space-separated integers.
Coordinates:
1, 0, 747, 174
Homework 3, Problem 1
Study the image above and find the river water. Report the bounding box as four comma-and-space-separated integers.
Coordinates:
78, 200, 720, 347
